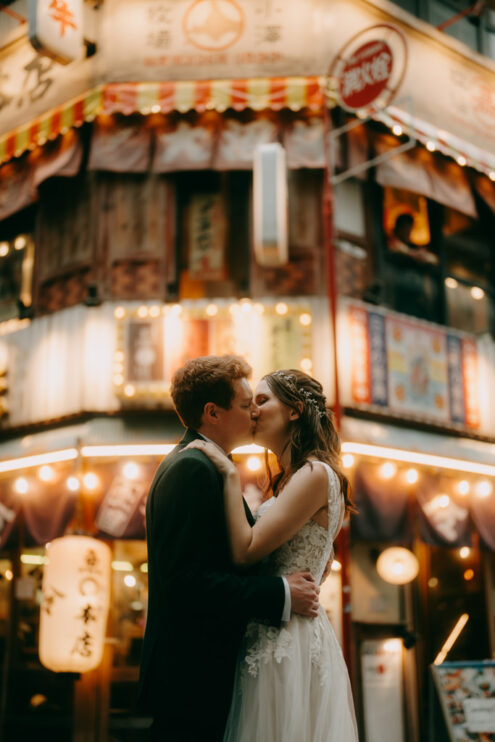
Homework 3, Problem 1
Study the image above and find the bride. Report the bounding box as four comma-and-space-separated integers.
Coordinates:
187, 369, 359, 742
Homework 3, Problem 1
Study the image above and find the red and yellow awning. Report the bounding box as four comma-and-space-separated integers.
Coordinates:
1, 76, 495, 179
0, 77, 325, 166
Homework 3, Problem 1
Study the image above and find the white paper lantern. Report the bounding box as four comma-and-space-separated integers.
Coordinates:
39, 536, 111, 673
376, 547, 419, 585
253, 143, 288, 267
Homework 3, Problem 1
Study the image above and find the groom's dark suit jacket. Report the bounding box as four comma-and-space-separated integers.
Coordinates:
138, 429, 285, 741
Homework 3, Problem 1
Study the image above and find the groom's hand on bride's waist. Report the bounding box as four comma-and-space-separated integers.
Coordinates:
286, 572, 320, 618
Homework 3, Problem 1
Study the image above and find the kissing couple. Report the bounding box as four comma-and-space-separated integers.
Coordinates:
138, 355, 358, 741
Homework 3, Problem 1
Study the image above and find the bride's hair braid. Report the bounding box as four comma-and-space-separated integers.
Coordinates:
263, 369, 355, 513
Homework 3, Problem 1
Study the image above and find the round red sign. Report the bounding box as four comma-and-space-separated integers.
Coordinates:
338, 39, 393, 110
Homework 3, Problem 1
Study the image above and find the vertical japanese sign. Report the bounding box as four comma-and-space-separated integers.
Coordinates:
188, 193, 227, 281
346, 301, 481, 431
39, 536, 111, 673
28, 0, 84, 65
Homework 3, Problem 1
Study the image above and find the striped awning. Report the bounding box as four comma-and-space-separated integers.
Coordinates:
1, 76, 495, 180
0, 77, 324, 166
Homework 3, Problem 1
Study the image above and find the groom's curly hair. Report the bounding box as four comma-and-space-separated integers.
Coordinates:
171, 355, 252, 430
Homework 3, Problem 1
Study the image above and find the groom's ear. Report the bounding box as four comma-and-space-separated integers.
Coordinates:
203, 402, 219, 423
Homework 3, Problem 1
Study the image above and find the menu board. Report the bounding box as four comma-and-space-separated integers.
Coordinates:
431, 661, 495, 742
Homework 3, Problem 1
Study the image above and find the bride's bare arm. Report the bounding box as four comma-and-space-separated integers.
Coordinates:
185, 440, 329, 567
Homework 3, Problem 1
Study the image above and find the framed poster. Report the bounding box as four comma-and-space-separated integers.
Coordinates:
343, 299, 482, 432
431, 661, 495, 742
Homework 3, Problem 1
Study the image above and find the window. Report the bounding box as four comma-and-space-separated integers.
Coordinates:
0, 207, 35, 322
443, 205, 495, 335
334, 179, 373, 301
380, 186, 443, 323
423, 546, 490, 664
376, 185, 495, 336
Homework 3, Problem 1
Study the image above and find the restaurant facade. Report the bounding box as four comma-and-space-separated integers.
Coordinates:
0, 0, 495, 740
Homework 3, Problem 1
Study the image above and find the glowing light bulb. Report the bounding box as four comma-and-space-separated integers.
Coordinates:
114, 306, 126, 319
426, 141, 436, 152
470, 286, 485, 301
300, 358, 313, 373
246, 456, 262, 472
83, 472, 99, 491
38, 465, 55, 483
475, 480, 492, 498
67, 476, 80, 492
342, 454, 355, 469
392, 124, 403, 136
124, 575, 136, 587
149, 305, 161, 318
137, 305, 149, 318
457, 480, 470, 496
206, 304, 218, 317
437, 494, 451, 508
14, 235, 27, 250
275, 302, 288, 316
445, 277, 458, 289
379, 462, 397, 479
459, 547, 470, 559
14, 477, 29, 494
331, 560, 342, 572
124, 384, 136, 398
405, 468, 418, 484
123, 462, 140, 480
299, 313, 312, 326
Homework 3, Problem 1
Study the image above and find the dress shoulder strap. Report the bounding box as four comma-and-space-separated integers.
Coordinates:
314, 461, 345, 537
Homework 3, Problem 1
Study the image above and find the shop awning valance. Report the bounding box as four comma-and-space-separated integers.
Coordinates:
0, 77, 324, 167
343, 417, 495, 550
2, 77, 495, 181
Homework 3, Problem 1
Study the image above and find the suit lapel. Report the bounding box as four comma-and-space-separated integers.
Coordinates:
179, 429, 256, 526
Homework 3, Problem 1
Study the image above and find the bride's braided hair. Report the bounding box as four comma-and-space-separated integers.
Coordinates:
264, 369, 355, 514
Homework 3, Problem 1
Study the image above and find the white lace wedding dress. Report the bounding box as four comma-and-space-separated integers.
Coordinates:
224, 462, 359, 742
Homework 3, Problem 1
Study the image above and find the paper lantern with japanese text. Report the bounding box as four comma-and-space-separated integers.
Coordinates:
39, 536, 111, 673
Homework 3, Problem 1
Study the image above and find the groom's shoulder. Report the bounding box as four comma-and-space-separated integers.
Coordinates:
156, 444, 219, 484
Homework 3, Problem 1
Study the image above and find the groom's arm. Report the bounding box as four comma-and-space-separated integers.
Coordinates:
149, 452, 285, 625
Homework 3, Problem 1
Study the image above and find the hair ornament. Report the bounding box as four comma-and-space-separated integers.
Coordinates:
272, 371, 326, 419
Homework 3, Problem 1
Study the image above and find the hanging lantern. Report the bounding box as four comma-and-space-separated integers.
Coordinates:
39, 536, 111, 673
376, 546, 419, 585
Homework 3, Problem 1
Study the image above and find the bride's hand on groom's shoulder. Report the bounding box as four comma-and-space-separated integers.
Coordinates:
184, 440, 238, 479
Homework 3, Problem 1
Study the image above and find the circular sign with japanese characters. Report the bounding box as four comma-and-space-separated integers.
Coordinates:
327, 24, 407, 114
183, 0, 245, 52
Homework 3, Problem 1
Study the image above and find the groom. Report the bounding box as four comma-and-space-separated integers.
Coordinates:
138, 355, 320, 741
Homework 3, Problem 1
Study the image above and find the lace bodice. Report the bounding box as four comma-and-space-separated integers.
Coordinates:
255, 462, 344, 584
242, 462, 345, 680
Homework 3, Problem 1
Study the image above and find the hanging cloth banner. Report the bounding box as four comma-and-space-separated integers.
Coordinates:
469, 494, 495, 551
0, 484, 20, 550
416, 475, 472, 547
351, 463, 411, 543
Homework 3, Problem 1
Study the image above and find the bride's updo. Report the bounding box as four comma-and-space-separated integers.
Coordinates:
264, 369, 354, 513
